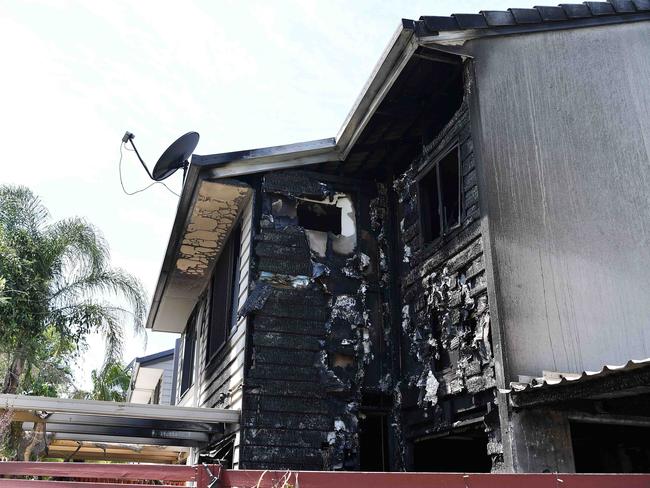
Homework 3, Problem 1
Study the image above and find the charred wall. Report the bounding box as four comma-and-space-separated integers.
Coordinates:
238, 170, 397, 470
394, 102, 502, 471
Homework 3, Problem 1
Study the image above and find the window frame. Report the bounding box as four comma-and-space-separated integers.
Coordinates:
179, 311, 196, 399
206, 224, 242, 367
417, 143, 463, 246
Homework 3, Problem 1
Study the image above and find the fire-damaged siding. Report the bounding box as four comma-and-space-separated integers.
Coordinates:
239, 171, 392, 471
395, 103, 501, 469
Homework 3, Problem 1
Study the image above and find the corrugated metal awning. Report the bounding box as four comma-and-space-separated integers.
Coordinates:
510, 358, 650, 392
508, 358, 650, 408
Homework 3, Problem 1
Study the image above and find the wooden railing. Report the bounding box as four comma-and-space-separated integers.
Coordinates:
0, 462, 199, 487
0, 462, 649, 487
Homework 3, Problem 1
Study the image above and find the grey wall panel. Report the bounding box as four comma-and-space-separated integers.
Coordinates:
469, 21, 650, 379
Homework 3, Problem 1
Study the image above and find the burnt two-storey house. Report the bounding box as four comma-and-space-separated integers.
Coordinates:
145, 1, 650, 473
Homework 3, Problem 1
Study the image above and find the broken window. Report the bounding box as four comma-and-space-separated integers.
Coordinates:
180, 313, 196, 397
418, 146, 461, 243
207, 225, 241, 363
297, 201, 342, 234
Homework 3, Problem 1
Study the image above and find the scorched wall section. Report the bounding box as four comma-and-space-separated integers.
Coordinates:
238, 170, 397, 471
395, 102, 501, 471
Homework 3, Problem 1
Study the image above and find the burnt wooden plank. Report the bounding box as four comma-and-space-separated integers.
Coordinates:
247, 394, 330, 414
252, 331, 323, 351
240, 446, 324, 465
253, 316, 326, 336
248, 363, 319, 382
244, 428, 328, 448
254, 347, 318, 366
242, 411, 331, 430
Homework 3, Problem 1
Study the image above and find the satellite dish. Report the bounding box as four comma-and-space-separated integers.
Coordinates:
121, 131, 200, 185
152, 132, 200, 181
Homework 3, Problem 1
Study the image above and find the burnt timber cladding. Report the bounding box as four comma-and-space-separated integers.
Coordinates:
395, 103, 499, 468
234, 101, 498, 470
240, 171, 394, 471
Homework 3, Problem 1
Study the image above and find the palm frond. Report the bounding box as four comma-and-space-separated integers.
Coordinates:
45, 218, 109, 280
51, 268, 147, 337
50, 302, 129, 365
0, 185, 49, 235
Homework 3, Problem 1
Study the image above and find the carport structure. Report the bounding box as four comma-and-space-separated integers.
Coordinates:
0, 393, 239, 463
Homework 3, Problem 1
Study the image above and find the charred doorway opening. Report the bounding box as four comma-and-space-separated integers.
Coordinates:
571, 421, 650, 473
359, 412, 390, 471
412, 427, 491, 472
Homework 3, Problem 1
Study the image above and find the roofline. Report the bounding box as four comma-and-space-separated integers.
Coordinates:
416, 11, 650, 45
193, 137, 336, 167
188, 10, 650, 177
190, 20, 419, 177
134, 348, 174, 366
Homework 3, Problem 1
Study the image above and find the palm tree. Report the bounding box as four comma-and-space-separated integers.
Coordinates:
87, 362, 131, 402
0, 185, 147, 395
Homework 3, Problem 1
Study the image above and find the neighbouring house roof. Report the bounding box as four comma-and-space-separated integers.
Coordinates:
128, 348, 175, 404
134, 348, 174, 366
508, 358, 650, 407
146, 1, 649, 333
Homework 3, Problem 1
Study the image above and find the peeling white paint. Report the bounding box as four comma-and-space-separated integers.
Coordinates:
305, 229, 328, 257
403, 245, 411, 263
332, 295, 362, 325
423, 370, 440, 406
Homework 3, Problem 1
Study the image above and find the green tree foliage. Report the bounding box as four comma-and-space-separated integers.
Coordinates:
87, 362, 131, 402
0, 185, 147, 395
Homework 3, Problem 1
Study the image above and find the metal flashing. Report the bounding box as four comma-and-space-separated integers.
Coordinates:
510, 358, 650, 393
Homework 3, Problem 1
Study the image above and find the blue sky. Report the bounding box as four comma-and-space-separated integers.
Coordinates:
0, 0, 535, 389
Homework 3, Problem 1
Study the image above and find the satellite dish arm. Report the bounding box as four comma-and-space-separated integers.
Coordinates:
123, 132, 154, 180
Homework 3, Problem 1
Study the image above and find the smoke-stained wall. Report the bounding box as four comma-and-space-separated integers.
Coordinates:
468, 21, 650, 379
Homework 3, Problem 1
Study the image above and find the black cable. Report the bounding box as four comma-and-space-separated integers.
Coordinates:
118, 142, 180, 197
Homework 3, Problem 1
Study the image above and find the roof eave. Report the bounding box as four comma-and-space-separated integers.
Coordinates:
145, 163, 203, 331
335, 20, 418, 160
